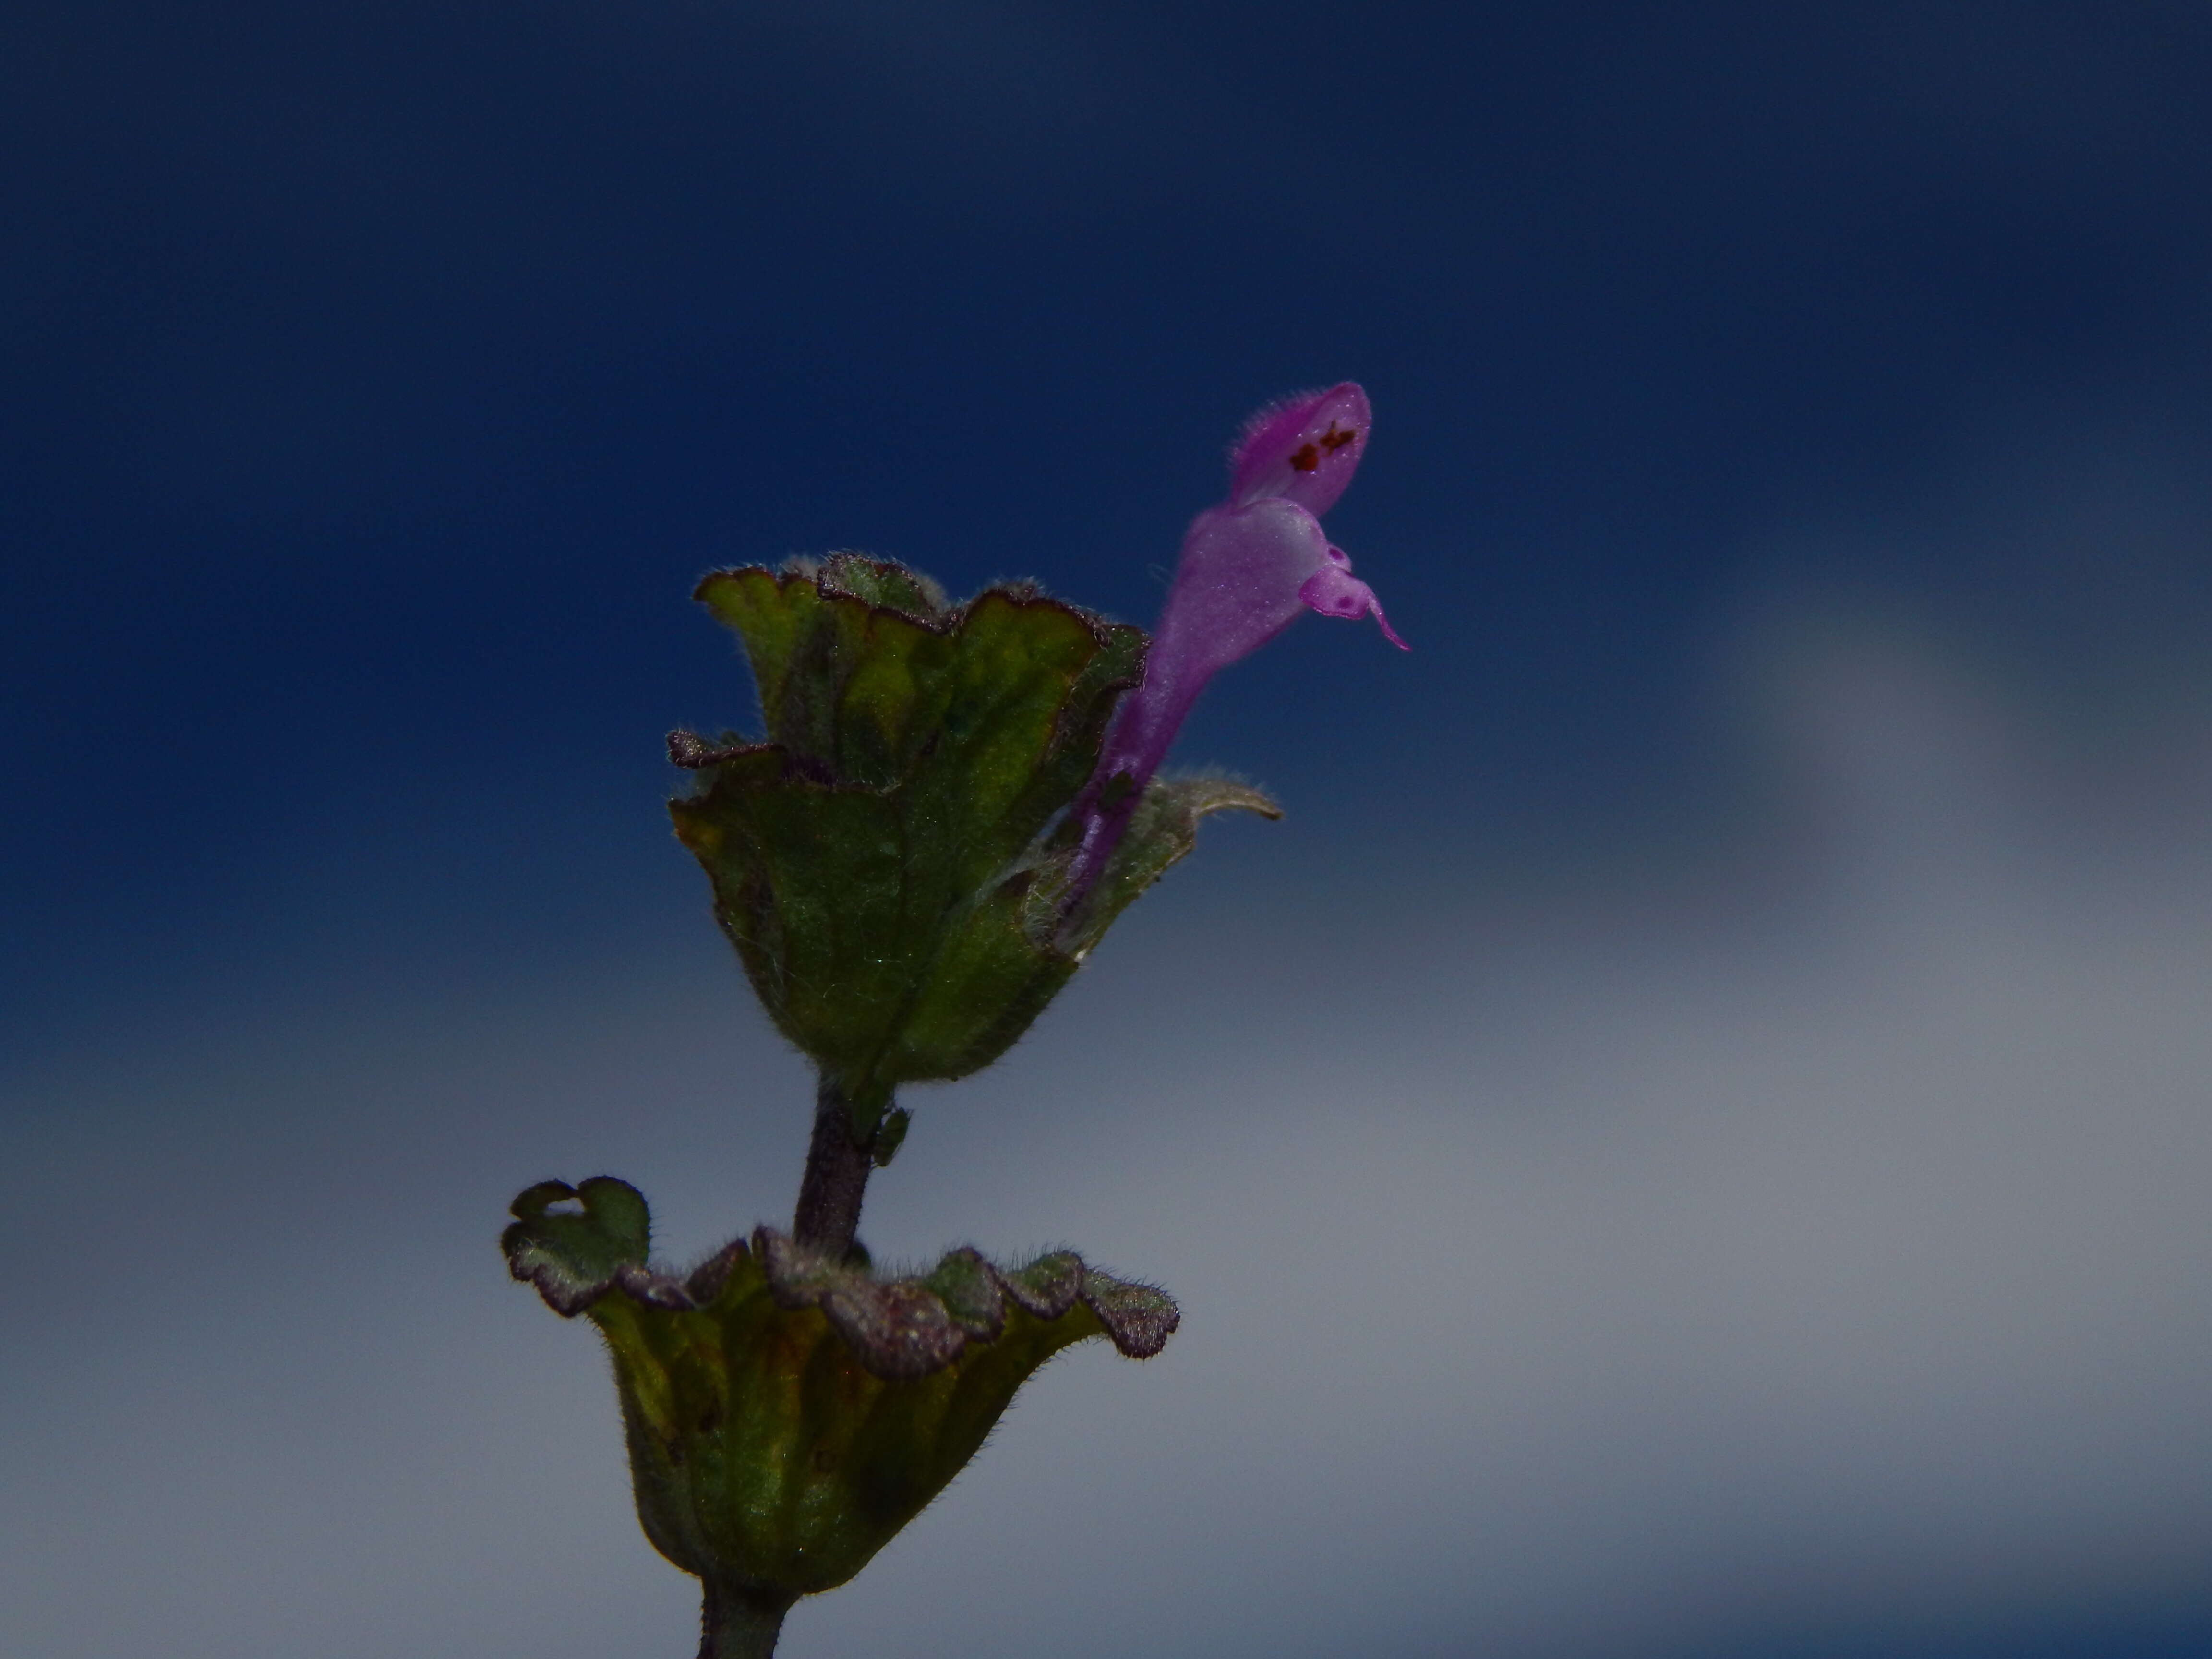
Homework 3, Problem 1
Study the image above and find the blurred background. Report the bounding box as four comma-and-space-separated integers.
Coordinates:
6, 3, 2212, 1655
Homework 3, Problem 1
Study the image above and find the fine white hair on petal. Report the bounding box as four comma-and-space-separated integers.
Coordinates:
1228, 386, 1333, 464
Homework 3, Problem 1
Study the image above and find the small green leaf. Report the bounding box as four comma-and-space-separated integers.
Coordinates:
501, 1177, 653, 1315
1058, 773, 1281, 954
870, 1106, 912, 1167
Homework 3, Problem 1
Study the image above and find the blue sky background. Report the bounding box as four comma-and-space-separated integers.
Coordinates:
6, 3, 2212, 1656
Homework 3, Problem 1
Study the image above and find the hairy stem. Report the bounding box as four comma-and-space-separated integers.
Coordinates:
698, 1581, 791, 1659
792, 1077, 873, 1255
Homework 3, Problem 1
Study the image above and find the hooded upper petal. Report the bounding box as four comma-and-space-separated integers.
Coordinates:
1228, 382, 1372, 517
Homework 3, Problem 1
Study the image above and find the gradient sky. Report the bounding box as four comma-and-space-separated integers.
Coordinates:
6, 4, 2212, 1657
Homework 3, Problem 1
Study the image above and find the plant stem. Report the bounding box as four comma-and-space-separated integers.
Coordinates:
698, 1581, 791, 1659
792, 1076, 872, 1255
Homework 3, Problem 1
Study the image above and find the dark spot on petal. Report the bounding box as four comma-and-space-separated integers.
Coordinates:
1289, 442, 1321, 472
1321, 421, 1358, 453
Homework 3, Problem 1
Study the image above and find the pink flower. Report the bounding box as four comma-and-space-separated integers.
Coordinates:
1067, 383, 1405, 891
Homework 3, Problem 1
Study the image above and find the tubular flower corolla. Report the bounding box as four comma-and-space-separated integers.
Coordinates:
1067, 383, 1405, 892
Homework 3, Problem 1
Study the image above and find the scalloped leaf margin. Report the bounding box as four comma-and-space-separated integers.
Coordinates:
503, 1177, 1178, 1379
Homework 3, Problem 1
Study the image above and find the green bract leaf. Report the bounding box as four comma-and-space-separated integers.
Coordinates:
672, 557, 1166, 1109
506, 1178, 1176, 1607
